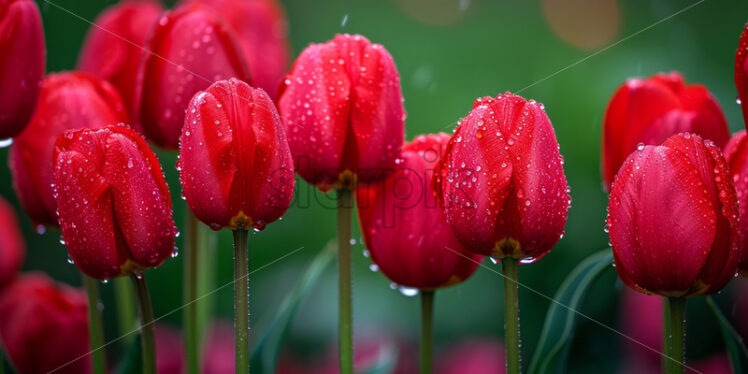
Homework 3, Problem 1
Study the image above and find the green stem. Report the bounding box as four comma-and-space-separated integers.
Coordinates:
83, 275, 107, 374
233, 229, 250, 374
185, 211, 200, 374
502, 258, 521, 374
114, 277, 136, 343
665, 297, 686, 374
131, 274, 156, 374
0, 347, 4, 374
196, 224, 216, 365
337, 188, 353, 374
420, 290, 435, 374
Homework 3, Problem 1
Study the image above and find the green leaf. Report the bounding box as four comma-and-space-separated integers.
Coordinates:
115, 335, 142, 374
527, 249, 614, 374
706, 295, 748, 374
250, 240, 336, 374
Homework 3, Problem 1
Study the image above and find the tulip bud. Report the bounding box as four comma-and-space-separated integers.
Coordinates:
182, 0, 289, 98
78, 0, 164, 120
0, 0, 45, 139
723, 130, 748, 276
9, 72, 129, 229
135, 3, 251, 150
356, 133, 482, 290
736, 23, 748, 127
602, 72, 729, 188
607, 133, 741, 297
53, 126, 177, 280
278, 34, 405, 191
0, 273, 91, 374
436, 93, 570, 261
179, 78, 294, 231
0, 196, 24, 287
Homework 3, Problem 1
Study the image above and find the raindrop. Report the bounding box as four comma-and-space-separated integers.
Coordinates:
362, 249, 370, 258
35, 224, 46, 235
349, 238, 357, 245
59, 235, 66, 245
398, 286, 419, 297
171, 246, 180, 258
101, 279, 109, 284
127, 158, 134, 168
369, 263, 379, 272
737, 96, 743, 105
341, 14, 349, 27
67, 255, 75, 264
0, 138, 13, 148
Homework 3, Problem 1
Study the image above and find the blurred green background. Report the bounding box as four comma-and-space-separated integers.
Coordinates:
2, 0, 748, 372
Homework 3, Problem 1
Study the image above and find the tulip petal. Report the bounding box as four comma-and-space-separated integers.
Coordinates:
609, 145, 715, 295
0, 0, 45, 139
725, 130, 748, 275
736, 24, 748, 127
104, 130, 176, 268
136, 3, 251, 150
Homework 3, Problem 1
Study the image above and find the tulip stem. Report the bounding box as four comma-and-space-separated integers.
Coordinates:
83, 275, 107, 374
114, 277, 136, 342
420, 290, 435, 374
665, 297, 686, 374
337, 188, 354, 374
502, 258, 521, 374
233, 229, 250, 374
185, 211, 200, 374
131, 274, 156, 374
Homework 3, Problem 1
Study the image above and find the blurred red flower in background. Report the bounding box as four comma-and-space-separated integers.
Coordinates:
9, 72, 128, 229
0, 273, 91, 374
0, 196, 24, 287
608, 133, 740, 297
78, 0, 164, 120
0, 0, 45, 139
356, 133, 482, 290
155, 324, 185, 374
53, 126, 177, 279
178, 78, 294, 231
183, 0, 290, 98
134, 2, 250, 150
278, 33, 405, 191
601, 72, 729, 189
435, 93, 570, 261
435, 339, 506, 374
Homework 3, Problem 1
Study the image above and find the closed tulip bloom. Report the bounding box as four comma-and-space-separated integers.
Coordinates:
53, 126, 177, 280
0, 273, 91, 374
135, 3, 251, 150
78, 0, 164, 119
356, 133, 482, 289
602, 72, 729, 188
0, 0, 45, 139
179, 78, 294, 231
9, 72, 129, 228
607, 133, 741, 297
278, 33, 405, 191
183, 0, 289, 98
723, 130, 748, 276
436, 93, 570, 261
736, 23, 748, 126
0, 196, 24, 287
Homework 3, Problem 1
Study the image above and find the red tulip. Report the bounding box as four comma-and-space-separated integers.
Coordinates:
736, 23, 748, 127
0, 0, 45, 139
724, 130, 748, 276
607, 133, 740, 297
78, 0, 164, 120
435, 93, 570, 261
9, 72, 129, 229
356, 133, 482, 289
182, 0, 290, 98
135, 3, 251, 150
278, 34, 405, 191
601, 72, 729, 188
178, 78, 294, 231
0, 273, 91, 374
53, 126, 177, 280
0, 196, 24, 287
